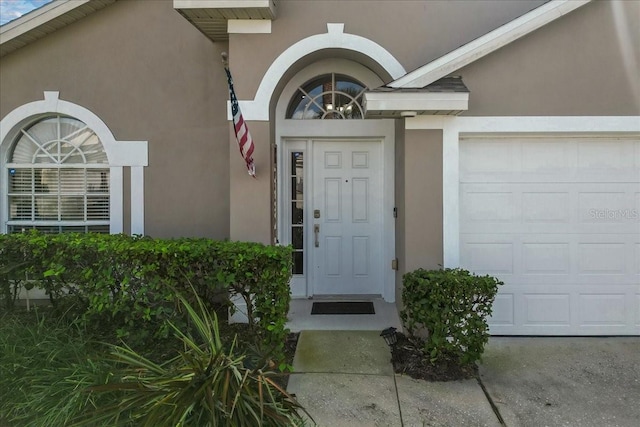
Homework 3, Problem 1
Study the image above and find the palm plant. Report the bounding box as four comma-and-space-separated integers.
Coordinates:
72, 291, 308, 426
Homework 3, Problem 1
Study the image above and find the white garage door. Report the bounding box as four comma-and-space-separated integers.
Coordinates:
460, 136, 640, 335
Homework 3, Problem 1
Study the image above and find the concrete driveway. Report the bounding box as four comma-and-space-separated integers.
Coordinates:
288, 332, 639, 426
479, 337, 640, 427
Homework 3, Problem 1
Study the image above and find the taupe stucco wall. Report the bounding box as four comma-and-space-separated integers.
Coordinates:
228, 121, 272, 244
399, 129, 443, 304
0, 0, 230, 239
459, 0, 640, 116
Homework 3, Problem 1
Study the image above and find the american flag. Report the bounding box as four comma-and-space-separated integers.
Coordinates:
225, 66, 256, 177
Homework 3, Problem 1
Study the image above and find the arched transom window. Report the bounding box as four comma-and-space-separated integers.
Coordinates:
6, 115, 110, 233
287, 73, 367, 119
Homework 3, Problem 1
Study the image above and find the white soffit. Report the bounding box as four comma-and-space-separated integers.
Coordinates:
0, 0, 116, 57
174, 0, 276, 41
389, 0, 592, 88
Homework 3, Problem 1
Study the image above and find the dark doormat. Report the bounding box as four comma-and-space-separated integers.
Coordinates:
311, 301, 375, 315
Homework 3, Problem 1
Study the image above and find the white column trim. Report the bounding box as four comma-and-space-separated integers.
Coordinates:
442, 121, 460, 268
110, 167, 124, 234
130, 166, 145, 235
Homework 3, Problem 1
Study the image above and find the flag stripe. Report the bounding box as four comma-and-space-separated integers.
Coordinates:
225, 67, 256, 177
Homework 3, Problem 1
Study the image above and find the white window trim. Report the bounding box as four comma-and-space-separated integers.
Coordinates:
405, 115, 640, 268
0, 92, 148, 234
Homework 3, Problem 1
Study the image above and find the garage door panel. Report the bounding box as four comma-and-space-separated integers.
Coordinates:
521, 140, 570, 172
577, 139, 637, 171
462, 191, 515, 222
578, 243, 626, 274
462, 242, 514, 275
488, 284, 639, 335
523, 294, 571, 326
490, 293, 515, 326
462, 183, 638, 229
460, 141, 518, 173
463, 235, 638, 283
461, 136, 639, 335
522, 243, 570, 274
579, 294, 627, 326
523, 192, 571, 223
579, 189, 640, 223
462, 173, 636, 183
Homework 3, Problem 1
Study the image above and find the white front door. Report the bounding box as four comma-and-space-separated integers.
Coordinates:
311, 139, 384, 296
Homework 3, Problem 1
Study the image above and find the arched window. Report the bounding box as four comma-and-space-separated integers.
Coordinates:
286, 73, 367, 119
6, 115, 110, 233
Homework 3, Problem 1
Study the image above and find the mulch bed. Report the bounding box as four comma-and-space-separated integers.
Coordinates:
390, 332, 478, 382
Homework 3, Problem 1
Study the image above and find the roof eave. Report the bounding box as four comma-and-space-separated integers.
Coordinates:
0, 0, 116, 58
173, 0, 277, 42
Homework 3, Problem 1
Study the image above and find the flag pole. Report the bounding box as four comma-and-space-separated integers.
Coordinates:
222, 52, 256, 178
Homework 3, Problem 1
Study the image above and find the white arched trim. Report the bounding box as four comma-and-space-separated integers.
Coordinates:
232, 23, 406, 121
0, 91, 148, 234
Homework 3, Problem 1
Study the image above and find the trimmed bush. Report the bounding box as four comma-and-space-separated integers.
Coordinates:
0, 231, 293, 361
400, 268, 502, 365
0, 233, 31, 310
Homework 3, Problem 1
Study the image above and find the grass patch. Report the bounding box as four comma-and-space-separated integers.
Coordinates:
0, 308, 114, 426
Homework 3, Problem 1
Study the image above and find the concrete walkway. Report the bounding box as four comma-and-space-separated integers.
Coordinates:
287, 331, 640, 427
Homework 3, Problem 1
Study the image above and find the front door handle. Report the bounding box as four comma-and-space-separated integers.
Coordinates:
314, 224, 320, 247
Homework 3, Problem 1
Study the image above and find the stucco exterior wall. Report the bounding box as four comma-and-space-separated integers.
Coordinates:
458, 0, 640, 116
0, 0, 230, 239
401, 129, 444, 297
228, 121, 272, 244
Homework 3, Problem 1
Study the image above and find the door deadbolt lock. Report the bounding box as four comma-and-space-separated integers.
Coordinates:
314, 209, 320, 218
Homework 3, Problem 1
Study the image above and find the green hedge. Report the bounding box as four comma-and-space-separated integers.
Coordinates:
0, 231, 292, 358
401, 268, 502, 365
